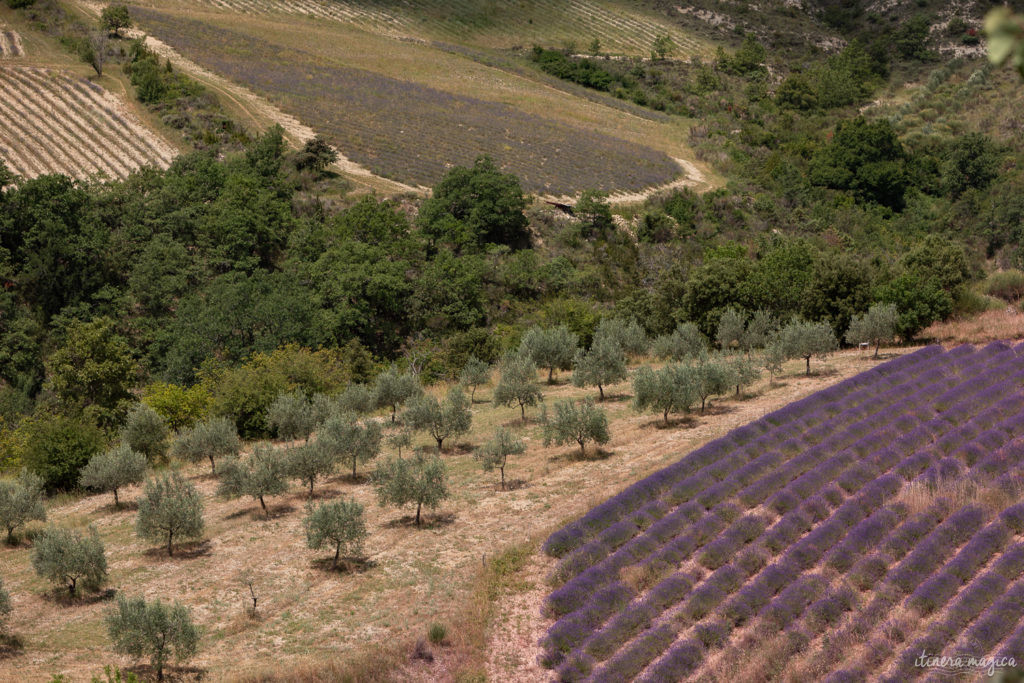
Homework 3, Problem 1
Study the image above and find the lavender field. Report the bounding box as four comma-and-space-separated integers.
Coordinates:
541, 342, 1024, 681
131, 9, 681, 195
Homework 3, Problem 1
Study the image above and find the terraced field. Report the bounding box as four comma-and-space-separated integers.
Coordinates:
132, 8, 683, 194
0, 29, 23, 57
138, 0, 707, 57
0, 66, 177, 180
541, 343, 1024, 681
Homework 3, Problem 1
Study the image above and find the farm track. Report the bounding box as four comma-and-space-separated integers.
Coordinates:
0, 66, 177, 180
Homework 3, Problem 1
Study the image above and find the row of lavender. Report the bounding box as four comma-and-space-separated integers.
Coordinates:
541, 342, 1024, 681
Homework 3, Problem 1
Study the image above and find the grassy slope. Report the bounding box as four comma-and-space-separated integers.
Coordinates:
0, 350, 902, 681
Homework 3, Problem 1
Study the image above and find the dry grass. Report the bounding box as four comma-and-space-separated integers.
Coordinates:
0, 349, 899, 681
924, 308, 1024, 345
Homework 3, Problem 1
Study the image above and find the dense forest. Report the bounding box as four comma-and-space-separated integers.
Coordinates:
1, 1, 1023, 490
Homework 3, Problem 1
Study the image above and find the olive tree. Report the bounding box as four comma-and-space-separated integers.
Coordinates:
267, 390, 316, 442
318, 413, 382, 478
651, 322, 707, 361
779, 318, 840, 374
518, 325, 578, 383
459, 356, 491, 403
716, 308, 747, 351
169, 416, 240, 475
218, 445, 288, 513
742, 309, 777, 353
79, 443, 147, 507
571, 336, 627, 400
493, 353, 544, 420
386, 429, 413, 457
31, 525, 107, 598
303, 498, 366, 569
542, 399, 610, 459
106, 594, 199, 682
476, 427, 525, 490
136, 473, 205, 556
121, 403, 169, 462
373, 452, 450, 526
100, 4, 131, 37
285, 442, 336, 498
762, 340, 787, 384
845, 303, 899, 358
692, 353, 737, 413
403, 386, 472, 452
373, 366, 423, 423
0, 469, 46, 544
593, 317, 649, 358
726, 353, 761, 396
632, 364, 697, 425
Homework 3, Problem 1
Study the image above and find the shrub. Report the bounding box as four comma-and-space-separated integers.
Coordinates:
542, 399, 610, 459
18, 413, 106, 491
31, 525, 107, 597
136, 473, 204, 556
427, 623, 447, 645
303, 498, 366, 569
984, 270, 1024, 302
0, 468, 46, 543
168, 417, 240, 475
218, 445, 288, 513
79, 443, 147, 507
318, 413, 382, 478
373, 452, 450, 526
106, 594, 199, 682
403, 386, 472, 451
476, 426, 525, 490
266, 390, 316, 442
142, 382, 211, 431
121, 403, 170, 462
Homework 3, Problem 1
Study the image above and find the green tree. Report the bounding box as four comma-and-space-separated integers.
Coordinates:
542, 399, 609, 458
373, 452, 450, 526
303, 498, 366, 569
285, 442, 335, 498
632, 364, 697, 425
106, 594, 199, 682
318, 413, 382, 479
169, 417, 240, 475
80, 443, 147, 507
571, 336, 627, 400
574, 191, 615, 238
18, 413, 106, 491
100, 4, 131, 36
372, 366, 423, 423
136, 473, 205, 556
403, 386, 472, 452
218, 445, 289, 513
592, 317, 649, 358
894, 15, 935, 61
31, 525, 107, 598
742, 310, 777, 353
877, 272, 953, 341
652, 34, 675, 60
458, 356, 490, 403
845, 303, 899, 357
493, 353, 544, 420
800, 254, 871, 340
778, 319, 839, 375
267, 390, 316, 442
943, 133, 1000, 199
476, 427, 525, 490
901, 234, 972, 294
651, 322, 707, 361
809, 117, 907, 209
293, 136, 338, 174
716, 308, 747, 351
0, 469, 46, 543
45, 317, 138, 429
418, 156, 529, 251
142, 382, 211, 431
519, 325, 578, 384
681, 257, 754, 336
121, 404, 169, 462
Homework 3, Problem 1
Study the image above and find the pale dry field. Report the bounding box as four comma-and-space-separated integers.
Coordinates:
0, 348, 914, 681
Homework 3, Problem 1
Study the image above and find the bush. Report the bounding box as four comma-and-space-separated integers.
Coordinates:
984, 270, 1024, 302
142, 382, 211, 431
168, 417, 240, 475
0, 468, 46, 544
79, 443, 147, 507
105, 594, 199, 682
31, 525, 108, 597
303, 498, 366, 569
121, 404, 169, 462
217, 444, 288, 513
136, 473, 205, 556
18, 413, 106, 491
428, 623, 447, 645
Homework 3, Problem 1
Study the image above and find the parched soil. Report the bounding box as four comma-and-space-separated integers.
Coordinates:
0, 350, 902, 682
0, 30, 23, 58
0, 66, 177, 180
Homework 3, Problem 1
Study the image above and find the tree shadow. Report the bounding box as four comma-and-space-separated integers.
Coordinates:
644, 415, 699, 430
0, 634, 24, 660
550, 447, 614, 463
501, 416, 540, 429
701, 404, 736, 417
310, 556, 378, 575
103, 500, 140, 513
293, 486, 342, 502
143, 539, 212, 560
125, 663, 207, 681
224, 503, 295, 521
597, 392, 631, 403
333, 473, 369, 486
504, 478, 529, 491
41, 587, 116, 607
446, 442, 475, 456
383, 512, 457, 530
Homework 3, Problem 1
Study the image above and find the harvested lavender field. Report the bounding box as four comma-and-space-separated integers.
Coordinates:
131, 8, 682, 194
541, 342, 1024, 681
